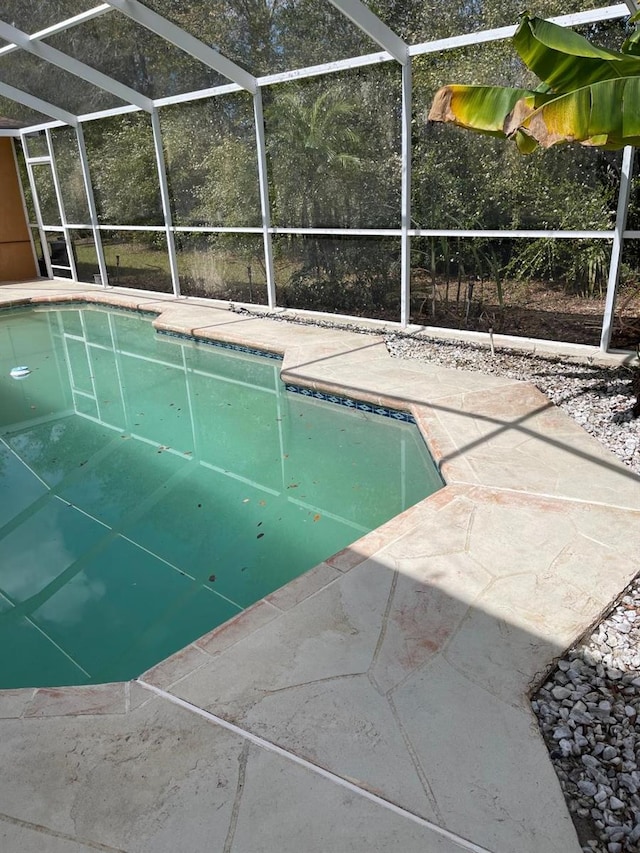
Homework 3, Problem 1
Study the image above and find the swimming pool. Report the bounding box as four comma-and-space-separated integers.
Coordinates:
0, 305, 443, 689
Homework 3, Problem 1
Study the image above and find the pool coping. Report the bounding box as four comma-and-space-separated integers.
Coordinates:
1, 280, 640, 853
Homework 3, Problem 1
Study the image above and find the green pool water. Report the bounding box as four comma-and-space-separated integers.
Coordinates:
0, 306, 443, 689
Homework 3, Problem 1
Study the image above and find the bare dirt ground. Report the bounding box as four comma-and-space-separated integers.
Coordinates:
409, 277, 640, 350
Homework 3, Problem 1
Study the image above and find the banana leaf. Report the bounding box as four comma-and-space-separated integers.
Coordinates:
428, 84, 552, 137
514, 14, 640, 93
517, 75, 640, 149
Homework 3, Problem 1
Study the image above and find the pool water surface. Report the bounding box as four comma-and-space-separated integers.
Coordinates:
0, 306, 442, 688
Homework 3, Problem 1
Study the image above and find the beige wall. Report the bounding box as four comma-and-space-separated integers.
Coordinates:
0, 138, 37, 281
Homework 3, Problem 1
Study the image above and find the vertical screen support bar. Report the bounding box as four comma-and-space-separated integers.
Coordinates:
601, 144, 634, 351
253, 90, 276, 309
400, 61, 412, 327
75, 123, 109, 286
151, 108, 180, 297
20, 131, 53, 279
45, 127, 78, 281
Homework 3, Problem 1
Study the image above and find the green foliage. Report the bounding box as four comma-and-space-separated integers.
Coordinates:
160, 93, 261, 228
276, 237, 400, 318
413, 40, 619, 232
173, 232, 268, 302
504, 238, 610, 298
428, 13, 640, 151
264, 67, 401, 228
266, 85, 364, 227
83, 114, 163, 226
10, 1, 638, 334
50, 126, 90, 224
138, 0, 374, 77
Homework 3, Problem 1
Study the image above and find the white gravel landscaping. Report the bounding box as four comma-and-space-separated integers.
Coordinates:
384, 335, 639, 477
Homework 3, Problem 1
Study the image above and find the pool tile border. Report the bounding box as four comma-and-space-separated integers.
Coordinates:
157, 326, 417, 423
283, 383, 416, 421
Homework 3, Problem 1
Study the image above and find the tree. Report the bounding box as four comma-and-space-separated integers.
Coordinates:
83, 113, 163, 226
428, 12, 640, 153
263, 71, 402, 318
265, 85, 364, 228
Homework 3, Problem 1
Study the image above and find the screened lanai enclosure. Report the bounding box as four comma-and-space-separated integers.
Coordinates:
1, 0, 640, 351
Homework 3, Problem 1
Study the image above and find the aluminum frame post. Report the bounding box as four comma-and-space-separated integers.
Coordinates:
45, 127, 78, 281
151, 108, 180, 297
20, 131, 53, 279
75, 123, 109, 286
400, 61, 412, 327
601, 145, 635, 351
253, 90, 277, 309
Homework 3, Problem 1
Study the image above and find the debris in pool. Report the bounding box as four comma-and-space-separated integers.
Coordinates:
257, 521, 263, 527
313, 514, 321, 522
10, 365, 31, 379
257, 532, 264, 539
209, 574, 216, 582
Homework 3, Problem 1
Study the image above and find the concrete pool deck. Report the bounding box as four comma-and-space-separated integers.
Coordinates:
1, 280, 639, 853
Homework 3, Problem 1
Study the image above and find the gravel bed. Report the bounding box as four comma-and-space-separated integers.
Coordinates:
233, 307, 640, 850
384, 335, 639, 477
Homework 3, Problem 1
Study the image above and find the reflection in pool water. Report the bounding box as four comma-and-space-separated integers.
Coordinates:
0, 306, 443, 688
